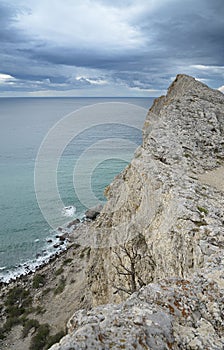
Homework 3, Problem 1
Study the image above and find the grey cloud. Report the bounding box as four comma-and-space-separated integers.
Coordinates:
137, 0, 224, 61
0, 0, 223, 94
0, 2, 28, 43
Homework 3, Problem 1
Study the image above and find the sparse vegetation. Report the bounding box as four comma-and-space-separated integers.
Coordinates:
5, 287, 31, 319
22, 318, 40, 338
72, 243, 81, 250
46, 330, 65, 349
63, 258, 73, 265
0, 286, 33, 337
54, 266, 64, 276
197, 206, 208, 215
112, 235, 155, 296
5, 286, 32, 311
33, 274, 46, 289
28, 323, 65, 350
79, 251, 85, 259
54, 276, 66, 295
34, 305, 46, 315
3, 315, 21, 332
29, 323, 50, 350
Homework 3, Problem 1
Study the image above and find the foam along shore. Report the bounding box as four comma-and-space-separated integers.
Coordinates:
0, 206, 102, 284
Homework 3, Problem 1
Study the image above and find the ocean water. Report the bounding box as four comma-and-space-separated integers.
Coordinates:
0, 97, 154, 281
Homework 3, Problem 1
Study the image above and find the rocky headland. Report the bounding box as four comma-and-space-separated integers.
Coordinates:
0, 74, 223, 349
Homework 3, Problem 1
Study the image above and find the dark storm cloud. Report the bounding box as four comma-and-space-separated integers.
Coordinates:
0, 0, 223, 95
146, 0, 224, 64
0, 2, 18, 42
0, 2, 28, 43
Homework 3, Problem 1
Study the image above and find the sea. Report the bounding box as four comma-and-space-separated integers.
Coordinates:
0, 97, 154, 282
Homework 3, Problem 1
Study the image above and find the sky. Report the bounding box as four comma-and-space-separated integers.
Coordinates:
0, 0, 223, 97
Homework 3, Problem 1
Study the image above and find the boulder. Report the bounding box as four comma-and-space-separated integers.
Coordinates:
85, 205, 103, 220
67, 218, 80, 228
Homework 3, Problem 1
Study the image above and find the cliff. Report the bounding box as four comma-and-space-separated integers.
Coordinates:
50, 75, 224, 349
0, 74, 223, 350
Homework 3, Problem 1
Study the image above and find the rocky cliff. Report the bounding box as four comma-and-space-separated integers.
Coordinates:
50, 75, 224, 349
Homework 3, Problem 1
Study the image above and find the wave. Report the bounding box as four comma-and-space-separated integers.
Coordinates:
0, 215, 83, 284
0, 230, 68, 283
61, 205, 76, 217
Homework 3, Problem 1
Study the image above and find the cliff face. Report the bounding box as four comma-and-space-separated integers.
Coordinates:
85, 74, 224, 305
51, 75, 224, 349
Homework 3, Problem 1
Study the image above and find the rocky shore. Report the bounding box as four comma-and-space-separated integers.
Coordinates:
0, 74, 223, 349
0, 207, 102, 285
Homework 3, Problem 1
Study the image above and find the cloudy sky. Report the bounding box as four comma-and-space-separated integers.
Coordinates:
0, 0, 223, 96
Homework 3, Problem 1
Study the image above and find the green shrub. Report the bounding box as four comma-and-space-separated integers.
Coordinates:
34, 305, 46, 315
5, 305, 25, 317
33, 274, 46, 289
54, 277, 66, 295
3, 316, 21, 332
1, 287, 33, 334
29, 323, 50, 350
197, 206, 208, 215
22, 318, 40, 338
63, 258, 73, 265
5, 286, 32, 308
54, 267, 64, 276
0, 327, 6, 340
46, 330, 65, 348
4, 287, 32, 322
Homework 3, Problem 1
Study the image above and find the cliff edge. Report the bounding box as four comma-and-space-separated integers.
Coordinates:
50, 74, 224, 349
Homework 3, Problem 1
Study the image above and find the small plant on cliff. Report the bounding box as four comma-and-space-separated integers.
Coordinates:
197, 206, 208, 215
63, 258, 73, 265
32, 274, 46, 289
54, 266, 64, 276
46, 330, 65, 348
5, 286, 32, 309
2, 315, 21, 333
5, 286, 32, 318
0, 286, 33, 335
22, 318, 40, 338
29, 323, 50, 350
54, 276, 66, 295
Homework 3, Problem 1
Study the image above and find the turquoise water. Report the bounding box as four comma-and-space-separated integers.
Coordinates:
0, 97, 153, 281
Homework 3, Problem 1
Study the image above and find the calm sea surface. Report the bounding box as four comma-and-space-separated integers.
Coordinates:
0, 97, 154, 281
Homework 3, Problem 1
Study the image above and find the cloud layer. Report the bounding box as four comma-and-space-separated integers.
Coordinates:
0, 0, 223, 96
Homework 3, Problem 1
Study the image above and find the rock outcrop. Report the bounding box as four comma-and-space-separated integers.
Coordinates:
50, 74, 224, 349
85, 205, 103, 220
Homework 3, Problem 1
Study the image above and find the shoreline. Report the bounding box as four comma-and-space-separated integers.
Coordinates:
0, 216, 90, 285
0, 224, 92, 350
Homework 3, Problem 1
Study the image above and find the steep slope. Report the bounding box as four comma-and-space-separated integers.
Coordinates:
50, 74, 224, 349
85, 74, 224, 305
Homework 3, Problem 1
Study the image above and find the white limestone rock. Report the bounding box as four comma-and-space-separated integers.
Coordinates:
49, 75, 224, 349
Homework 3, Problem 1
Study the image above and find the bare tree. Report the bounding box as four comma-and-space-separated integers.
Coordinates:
112, 235, 155, 296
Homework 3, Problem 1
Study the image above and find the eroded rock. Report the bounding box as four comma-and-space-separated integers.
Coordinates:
50, 75, 224, 349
